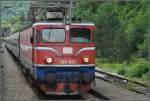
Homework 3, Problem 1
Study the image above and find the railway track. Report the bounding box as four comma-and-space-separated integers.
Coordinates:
28, 82, 109, 100
36, 90, 109, 100
95, 68, 149, 95
84, 89, 109, 100
27, 77, 109, 100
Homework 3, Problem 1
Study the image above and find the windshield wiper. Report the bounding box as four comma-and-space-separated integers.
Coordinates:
48, 28, 52, 40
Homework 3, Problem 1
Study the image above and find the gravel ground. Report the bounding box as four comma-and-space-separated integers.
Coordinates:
1, 48, 38, 100
95, 78, 149, 100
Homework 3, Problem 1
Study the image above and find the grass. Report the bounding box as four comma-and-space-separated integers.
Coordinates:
96, 58, 149, 85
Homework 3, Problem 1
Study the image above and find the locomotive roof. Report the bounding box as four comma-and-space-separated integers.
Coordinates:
32, 21, 95, 27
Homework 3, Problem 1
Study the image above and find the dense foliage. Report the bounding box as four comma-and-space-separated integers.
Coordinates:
74, 0, 148, 62
1, 1, 30, 36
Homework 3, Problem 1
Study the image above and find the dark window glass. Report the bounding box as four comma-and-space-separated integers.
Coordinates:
70, 28, 91, 43
35, 30, 40, 43
42, 29, 65, 43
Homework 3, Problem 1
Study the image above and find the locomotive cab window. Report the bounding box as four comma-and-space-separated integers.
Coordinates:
42, 29, 65, 43
70, 28, 91, 43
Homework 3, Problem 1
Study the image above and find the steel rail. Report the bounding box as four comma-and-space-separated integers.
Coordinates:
95, 68, 148, 94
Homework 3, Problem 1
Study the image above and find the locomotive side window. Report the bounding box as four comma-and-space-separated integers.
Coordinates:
42, 29, 65, 43
35, 30, 40, 43
70, 28, 91, 43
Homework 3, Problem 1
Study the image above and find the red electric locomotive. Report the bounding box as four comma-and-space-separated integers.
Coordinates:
5, 18, 96, 95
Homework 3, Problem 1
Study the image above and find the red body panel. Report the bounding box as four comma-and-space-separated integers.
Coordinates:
33, 24, 96, 66
19, 28, 33, 73
33, 45, 96, 65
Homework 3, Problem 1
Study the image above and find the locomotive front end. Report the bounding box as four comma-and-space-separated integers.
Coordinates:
32, 22, 96, 95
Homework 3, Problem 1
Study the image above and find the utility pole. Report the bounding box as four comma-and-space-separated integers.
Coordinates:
0, 0, 2, 66
0, 0, 3, 68
0, 0, 4, 100
69, 0, 72, 24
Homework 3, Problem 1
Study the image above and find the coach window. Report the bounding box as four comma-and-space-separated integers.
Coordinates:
42, 29, 65, 43
26, 35, 28, 42
70, 28, 91, 43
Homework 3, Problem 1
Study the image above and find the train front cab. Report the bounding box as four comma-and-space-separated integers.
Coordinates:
32, 22, 96, 95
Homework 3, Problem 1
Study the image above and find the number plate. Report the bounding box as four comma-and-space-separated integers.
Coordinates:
60, 59, 76, 64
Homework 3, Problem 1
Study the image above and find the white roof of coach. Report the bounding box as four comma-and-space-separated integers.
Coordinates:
5, 32, 19, 40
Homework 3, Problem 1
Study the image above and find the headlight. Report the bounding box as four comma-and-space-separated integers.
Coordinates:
83, 57, 89, 63
45, 57, 53, 64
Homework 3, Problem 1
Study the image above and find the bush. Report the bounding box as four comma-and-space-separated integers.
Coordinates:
117, 67, 125, 75
97, 60, 127, 75
125, 58, 149, 77
141, 73, 149, 84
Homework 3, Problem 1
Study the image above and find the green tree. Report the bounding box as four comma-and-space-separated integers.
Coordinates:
74, 0, 148, 62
